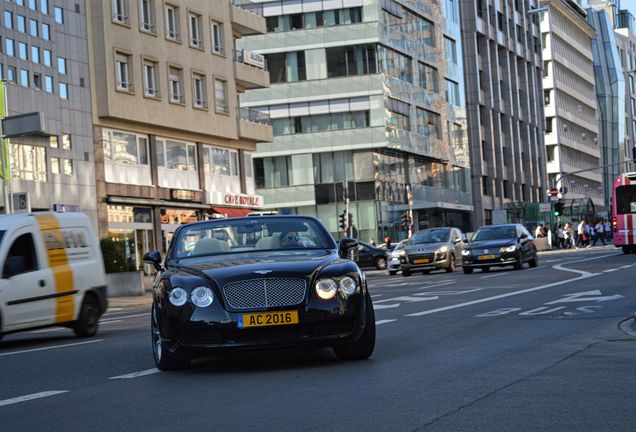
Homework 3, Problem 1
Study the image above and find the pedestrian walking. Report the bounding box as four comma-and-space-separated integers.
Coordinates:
577, 220, 589, 247
535, 224, 545, 238
565, 223, 576, 249
592, 220, 606, 246
557, 224, 565, 249
544, 223, 552, 249
604, 219, 612, 242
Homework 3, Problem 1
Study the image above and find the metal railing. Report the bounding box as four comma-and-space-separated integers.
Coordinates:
237, 107, 271, 125
230, 0, 263, 17
233, 49, 268, 71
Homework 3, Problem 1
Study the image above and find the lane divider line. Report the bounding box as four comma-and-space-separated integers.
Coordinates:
100, 312, 150, 323
375, 320, 397, 325
481, 273, 507, 279
0, 339, 103, 358
0, 391, 68, 407
109, 368, 160, 380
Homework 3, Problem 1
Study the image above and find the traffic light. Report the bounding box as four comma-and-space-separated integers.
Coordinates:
554, 200, 564, 217
400, 211, 411, 231
339, 211, 347, 231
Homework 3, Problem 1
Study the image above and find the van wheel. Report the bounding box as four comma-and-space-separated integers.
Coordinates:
73, 295, 100, 338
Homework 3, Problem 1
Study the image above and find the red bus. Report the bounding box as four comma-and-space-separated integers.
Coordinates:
613, 172, 636, 254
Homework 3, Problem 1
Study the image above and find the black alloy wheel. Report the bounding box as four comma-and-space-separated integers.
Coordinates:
402, 269, 411, 277
446, 254, 456, 273
151, 305, 191, 371
513, 251, 523, 270
375, 257, 387, 270
333, 294, 376, 360
528, 253, 538, 268
73, 295, 100, 338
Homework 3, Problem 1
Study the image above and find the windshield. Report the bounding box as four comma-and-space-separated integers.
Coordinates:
394, 240, 408, 250
411, 229, 450, 245
472, 226, 517, 241
616, 185, 636, 215
172, 217, 335, 260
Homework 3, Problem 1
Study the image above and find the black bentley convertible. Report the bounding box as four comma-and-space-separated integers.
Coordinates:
144, 216, 375, 370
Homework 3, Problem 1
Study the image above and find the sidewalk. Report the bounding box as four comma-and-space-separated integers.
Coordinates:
107, 292, 153, 311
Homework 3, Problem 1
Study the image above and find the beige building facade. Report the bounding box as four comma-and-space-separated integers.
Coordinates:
86, 0, 272, 270
541, 0, 602, 208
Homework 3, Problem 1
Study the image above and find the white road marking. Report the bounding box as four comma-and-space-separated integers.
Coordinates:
619, 264, 634, 269
375, 296, 438, 304
100, 312, 150, 323
0, 391, 69, 407
110, 368, 160, 380
0, 339, 103, 358
371, 294, 385, 298
411, 281, 456, 289
405, 253, 620, 317
375, 320, 397, 325
100, 319, 123, 325
481, 273, 507, 279
544, 290, 624, 305
373, 304, 402, 310
602, 269, 618, 273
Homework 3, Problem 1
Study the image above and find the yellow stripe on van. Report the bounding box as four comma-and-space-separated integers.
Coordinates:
34, 214, 75, 323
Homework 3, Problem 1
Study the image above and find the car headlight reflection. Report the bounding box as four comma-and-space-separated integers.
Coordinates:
168, 287, 188, 307
437, 246, 448, 253
315, 279, 338, 300
338, 276, 358, 296
502, 245, 517, 253
191, 286, 214, 307
461, 249, 471, 256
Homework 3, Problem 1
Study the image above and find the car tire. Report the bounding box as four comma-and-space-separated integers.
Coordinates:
72, 295, 100, 338
333, 295, 375, 361
529, 254, 538, 268
402, 269, 411, 277
622, 246, 632, 254
388, 271, 397, 276
513, 252, 523, 270
463, 266, 473, 274
446, 254, 456, 273
482, 266, 490, 273
375, 257, 387, 270
151, 306, 191, 371
421, 270, 431, 275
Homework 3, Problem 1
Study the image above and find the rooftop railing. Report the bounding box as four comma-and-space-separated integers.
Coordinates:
238, 107, 271, 126
230, 0, 263, 17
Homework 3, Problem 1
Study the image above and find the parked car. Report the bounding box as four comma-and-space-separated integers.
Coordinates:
462, 223, 538, 274
399, 228, 465, 276
145, 215, 375, 370
387, 239, 409, 275
356, 241, 390, 270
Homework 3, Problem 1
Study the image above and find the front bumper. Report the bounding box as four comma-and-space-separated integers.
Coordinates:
156, 294, 368, 355
387, 257, 401, 271
400, 253, 448, 271
462, 251, 517, 267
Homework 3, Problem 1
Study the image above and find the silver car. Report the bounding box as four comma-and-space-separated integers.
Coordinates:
387, 239, 408, 275
399, 228, 465, 276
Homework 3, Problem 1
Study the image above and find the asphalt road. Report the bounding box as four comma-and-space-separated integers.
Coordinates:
1, 246, 635, 431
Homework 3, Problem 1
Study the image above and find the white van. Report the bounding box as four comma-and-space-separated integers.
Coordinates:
0, 212, 107, 340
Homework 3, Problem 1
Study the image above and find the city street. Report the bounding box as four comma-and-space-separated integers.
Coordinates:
1, 247, 635, 431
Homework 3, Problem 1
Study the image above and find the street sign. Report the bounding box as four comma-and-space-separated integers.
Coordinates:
559, 186, 568, 195
12, 192, 30, 213
539, 203, 551, 212
548, 187, 558, 197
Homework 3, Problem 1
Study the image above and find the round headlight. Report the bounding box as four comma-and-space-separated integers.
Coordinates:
400, 250, 406, 257
438, 246, 448, 253
338, 276, 357, 296
168, 287, 188, 307
315, 279, 338, 300
191, 286, 214, 307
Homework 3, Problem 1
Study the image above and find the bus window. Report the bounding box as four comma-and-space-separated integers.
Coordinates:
616, 186, 636, 214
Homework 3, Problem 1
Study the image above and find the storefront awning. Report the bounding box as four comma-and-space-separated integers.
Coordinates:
210, 207, 253, 218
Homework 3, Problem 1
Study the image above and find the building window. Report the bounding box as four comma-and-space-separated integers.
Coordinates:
266, 7, 362, 32
482, 176, 489, 196
6, 38, 14, 57
266, 51, 306, 83
43, 49, 52, 66
58, 57, 67, 74
192, 73, 206, 108
33, 73, 41, 89
18, 42, 28, 60
54, 6, 63, 24
168, 66, 183, 103
112, 0, 129, 24
445, 79, 460, 106
545, 117, 553, 134
165, 3, 179, 41
203, 146, 239, 177
115, 52, 133, 91
4, 11, 13, 29
188, 12, 202, 48
211, 20, 224, 54
214, 78, 228, 113
28, 0, 36, 10
19, 69, 29, 87
139, 0, 155, 32
11, 144, 47, 181
59, 82, 68, 99
142, 59, 158, 97
272, 110, 370, 136
103, 130, 150, 166
386, 98, 410, 131
156, 139, 197, 171
31, 46, 40, 64
17, 14, 25, 32
51, 157, 61, 174
29, 18, 38, 36
44, 75, 53, 92
62, 134, 71, 150
378, 46, 412, 83
42, 23, 50, 40
40, 0, 48, 14
326, 44, 377, 78
416, 107, 442, 138
63, 159, 73, 176
254, 156, 292, 188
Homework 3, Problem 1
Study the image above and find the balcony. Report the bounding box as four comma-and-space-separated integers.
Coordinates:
230, 0, 266, 36
237, 107, 273, 143
234, 49, 270, 91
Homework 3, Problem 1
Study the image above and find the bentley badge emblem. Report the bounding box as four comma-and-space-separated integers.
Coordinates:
254, 270, 273, 275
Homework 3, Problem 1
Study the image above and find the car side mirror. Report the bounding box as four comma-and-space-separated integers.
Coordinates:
339, 238, 359, 258
143, 250, 163, 271
463, 239, 469, 244
4, 255, 27, 278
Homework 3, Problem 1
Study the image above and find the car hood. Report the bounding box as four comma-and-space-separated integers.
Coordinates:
468, 239, 516, 249
173, 249, 339, 286
404, 242, 447, 254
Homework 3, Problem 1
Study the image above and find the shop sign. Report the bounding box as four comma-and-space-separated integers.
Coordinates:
242, 50, 266, 69
223, 193, 262, 207
171, 189, 196, 201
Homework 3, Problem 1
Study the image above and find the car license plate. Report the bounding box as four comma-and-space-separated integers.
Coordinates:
238, 311, 299, 328
479, 254, 496, 260
414, 258, 430, 264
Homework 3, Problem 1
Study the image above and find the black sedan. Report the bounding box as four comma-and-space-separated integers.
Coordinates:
144, 216, 375, 371
461, 223, 538, 274
355, 241, 390, 270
